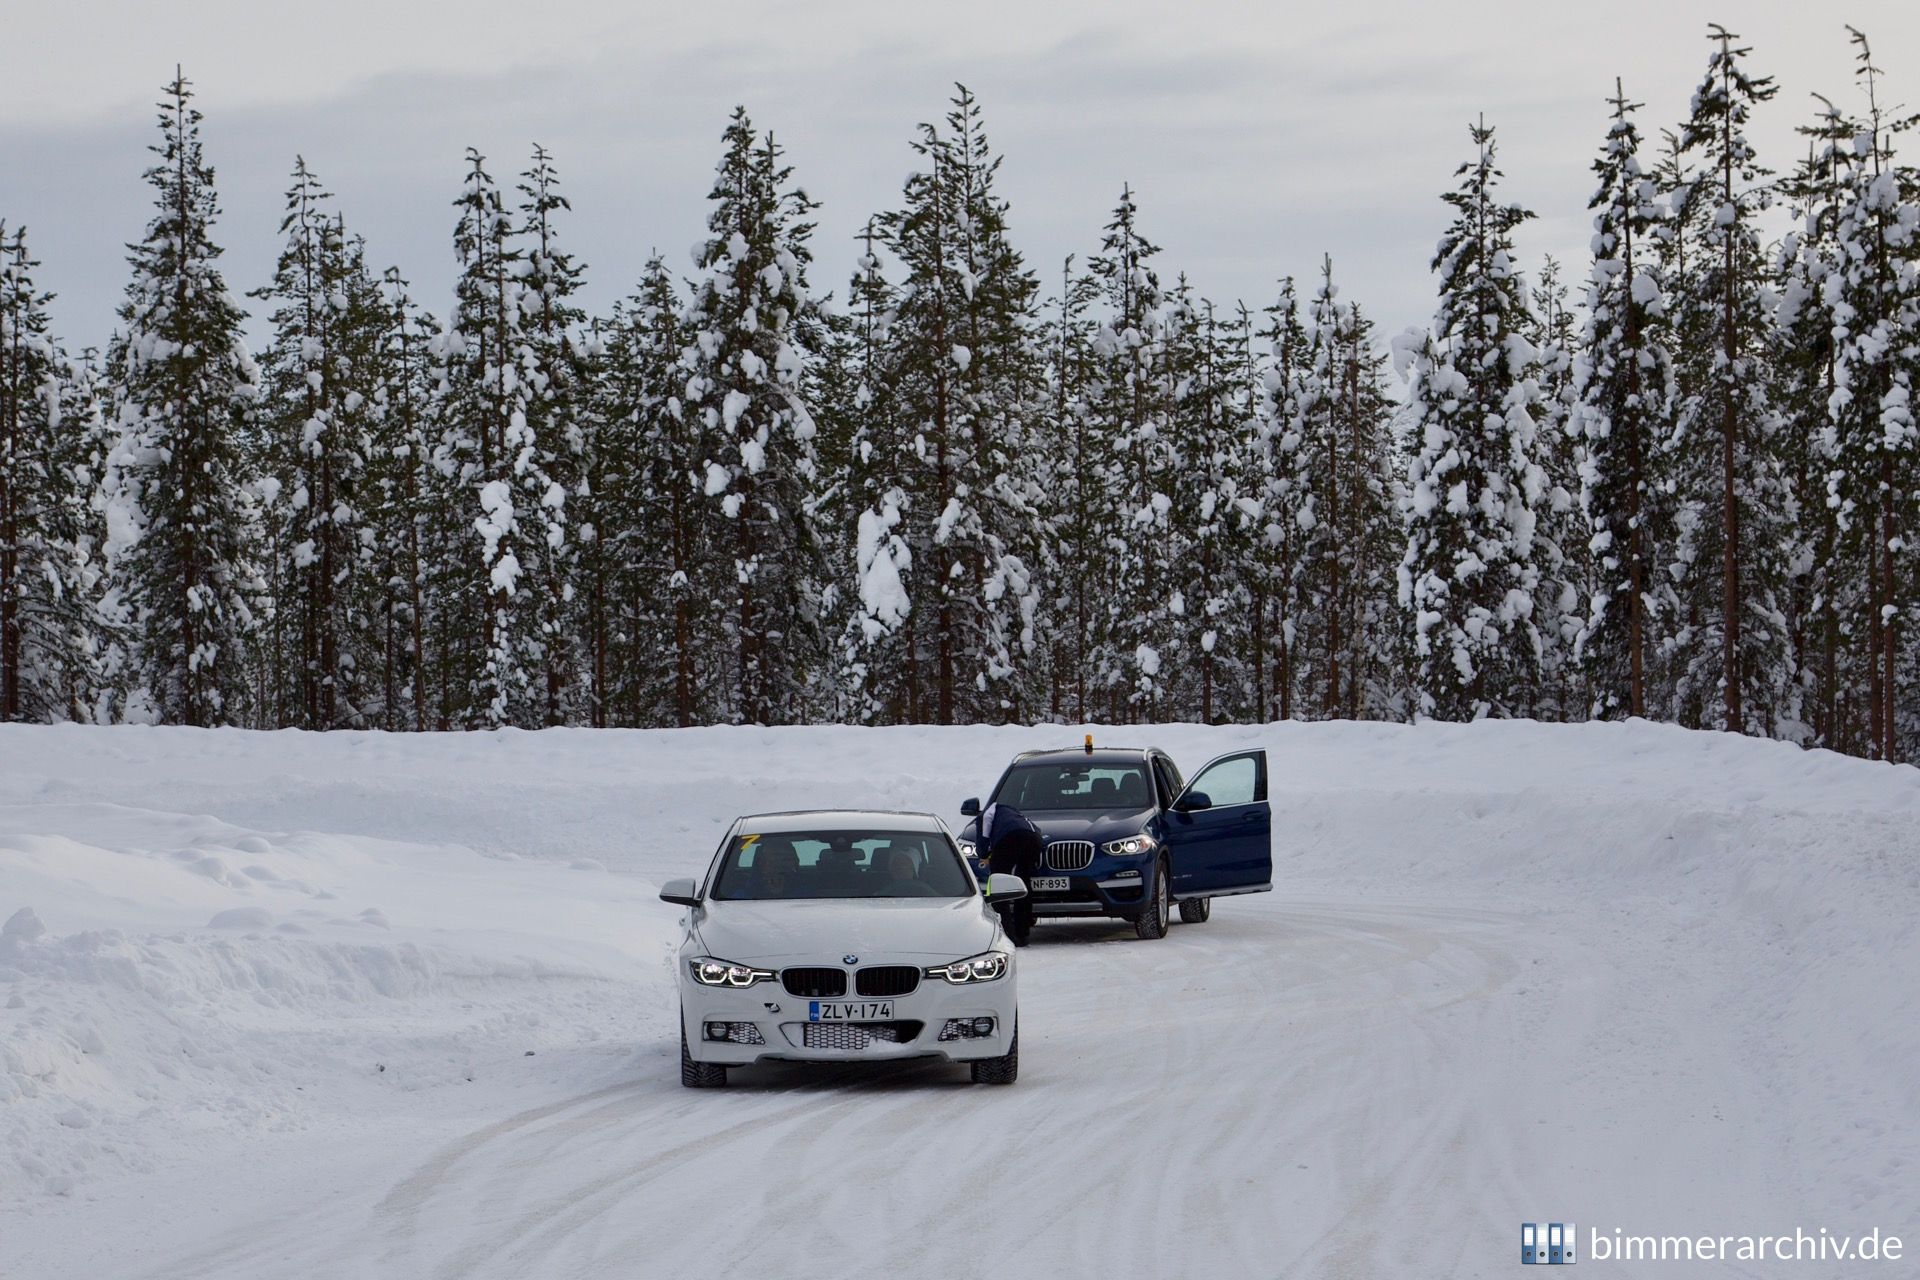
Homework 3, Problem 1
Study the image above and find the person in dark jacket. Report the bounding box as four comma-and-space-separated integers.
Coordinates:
978, 801, 1042, 946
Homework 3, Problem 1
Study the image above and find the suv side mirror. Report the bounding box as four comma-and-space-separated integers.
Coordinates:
959, 797, 981, 817
1178, 791, 1213, 812
659, 877, 701, 907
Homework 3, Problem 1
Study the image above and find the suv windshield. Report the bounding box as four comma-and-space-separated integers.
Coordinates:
991, 762, 1153, 811
710, 828, 974, 900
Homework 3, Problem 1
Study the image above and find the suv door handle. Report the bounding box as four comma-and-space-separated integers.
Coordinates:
1239, 811, 1260, 822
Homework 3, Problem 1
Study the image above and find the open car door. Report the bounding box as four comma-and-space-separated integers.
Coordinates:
1163, 749, 1271, 896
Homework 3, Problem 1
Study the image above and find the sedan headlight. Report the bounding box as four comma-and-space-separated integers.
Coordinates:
1102, 834, 1158, 857
927, 951, 1009, 985
688, 956, 777, 988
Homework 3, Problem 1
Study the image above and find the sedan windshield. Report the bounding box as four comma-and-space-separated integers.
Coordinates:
710, 828, 975, 900
991, 762, 1153, 810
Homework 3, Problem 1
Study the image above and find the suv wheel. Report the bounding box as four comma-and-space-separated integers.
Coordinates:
1133, 856, 1170, 940
680, 1014, 728, 1088
970, 1023, 1018, 1085
1178, 896, 1212, 925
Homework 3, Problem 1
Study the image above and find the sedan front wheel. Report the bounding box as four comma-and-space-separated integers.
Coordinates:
970, 1023, 1018, 1085
680, 1013, 728, 1089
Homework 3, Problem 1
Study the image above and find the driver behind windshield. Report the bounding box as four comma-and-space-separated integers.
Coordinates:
754, 843, 800, 897
883, 848, 936, 896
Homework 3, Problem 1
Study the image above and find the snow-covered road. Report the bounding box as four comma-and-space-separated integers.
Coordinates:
3, 722, 1915, 1277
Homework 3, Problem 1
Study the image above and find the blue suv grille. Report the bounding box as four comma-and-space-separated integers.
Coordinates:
1044, 840, 1095, 871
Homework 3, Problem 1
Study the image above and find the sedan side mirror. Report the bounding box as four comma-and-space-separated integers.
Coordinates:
985, 873, 1027, 900
659, 877, 701, 907
1178, 791, 1213, 812
959, 797, 981, 817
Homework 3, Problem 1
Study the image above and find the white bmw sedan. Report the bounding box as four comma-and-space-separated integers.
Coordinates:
659, 810, 1025, 1088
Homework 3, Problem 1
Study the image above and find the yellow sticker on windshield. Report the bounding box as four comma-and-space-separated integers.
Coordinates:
739, 833, 760, 850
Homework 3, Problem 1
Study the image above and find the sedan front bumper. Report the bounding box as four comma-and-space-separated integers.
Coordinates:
680, 967, 1016, 1066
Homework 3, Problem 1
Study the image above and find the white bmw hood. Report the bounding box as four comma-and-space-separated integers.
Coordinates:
692, 897, 997, 964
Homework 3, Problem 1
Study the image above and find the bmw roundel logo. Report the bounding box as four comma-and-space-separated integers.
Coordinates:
843, 954, 859, 964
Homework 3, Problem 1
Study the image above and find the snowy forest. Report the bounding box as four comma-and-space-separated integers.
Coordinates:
1, 25, 1916, 762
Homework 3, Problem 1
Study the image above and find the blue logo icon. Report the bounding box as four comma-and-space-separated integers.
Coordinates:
1522, 1223, 1576, 1265
843, 954, 859, 964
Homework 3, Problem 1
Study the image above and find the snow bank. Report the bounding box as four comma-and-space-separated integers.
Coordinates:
0, 789, 672, 1202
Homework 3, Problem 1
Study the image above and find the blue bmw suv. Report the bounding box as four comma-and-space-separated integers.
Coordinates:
957, 742, 1272, 942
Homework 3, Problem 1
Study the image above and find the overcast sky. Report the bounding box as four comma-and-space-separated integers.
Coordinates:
5, 0, 1918, 353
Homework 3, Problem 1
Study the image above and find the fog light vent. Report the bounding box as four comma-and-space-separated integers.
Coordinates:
938, 1017, 996, 1041
703, 1021, 765, 1045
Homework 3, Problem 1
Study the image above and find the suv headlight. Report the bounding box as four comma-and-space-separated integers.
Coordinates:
688, 957, 778, 988
1103, 834, 1158, 857
926, 951, 1009, 984
957, 839, 978, 859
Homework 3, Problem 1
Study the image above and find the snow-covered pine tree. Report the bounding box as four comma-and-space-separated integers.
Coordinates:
1399, 119, 1546, 721
1578, 81, 1675, 722
106, 71, 264, 727
1525, 255, 1590, 720
434, 147, 553, 727
326, 227, 395, 727
1160, 286, 1249, 722
1038, 254, 1107, 721
251, 161, 383, 728
936, 87, 1046, 723
1671, 25, 1795, 735
1775, 104, 1849, 747
1254, 278, 1312, 719
1, 225, 109, 721
1297, 259, 1402, 720
1089, 185, 1173, 719
594, 256, 715, 727
570, 310, 615, 727
1223, 299, 1270, 720
1293, 260, 1347, 717
1814, 28, 1920, 760
364, 267, 439, 729
826, 217, 914, 723
1340, 301, 1410, 721
0, 219, 57, 720
682, 108, 827, 724
515, 146, 586, 726
51, 349, 115, 720
864, 87, 1045, 724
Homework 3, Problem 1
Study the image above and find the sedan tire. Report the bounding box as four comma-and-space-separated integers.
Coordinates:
970, 1023, 1018, 1085
680, 1016, 728, 1089
1003, 901, 1034, 948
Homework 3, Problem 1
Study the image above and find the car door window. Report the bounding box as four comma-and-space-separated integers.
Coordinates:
1151, 759, 1176, 809
1186, 754, 1261, 806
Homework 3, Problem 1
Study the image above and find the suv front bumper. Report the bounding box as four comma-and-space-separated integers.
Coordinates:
970, 853, 1153, 918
